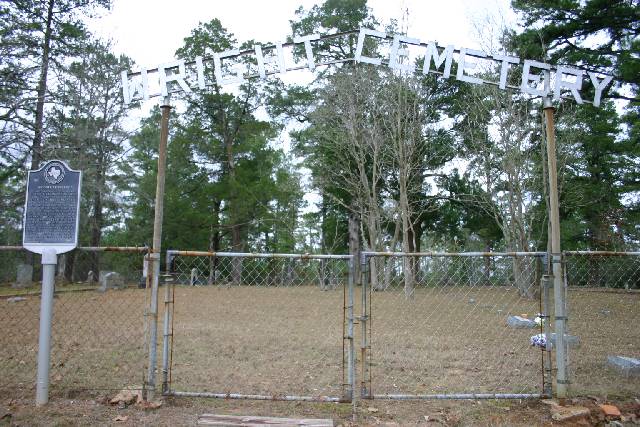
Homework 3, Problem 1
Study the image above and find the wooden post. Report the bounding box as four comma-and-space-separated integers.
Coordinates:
543, 96, 568, 399
146, 96, 171, 401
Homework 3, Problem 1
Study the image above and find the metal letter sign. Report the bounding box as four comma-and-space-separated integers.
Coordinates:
122, 28, 614, 108
23, 160, 82, 255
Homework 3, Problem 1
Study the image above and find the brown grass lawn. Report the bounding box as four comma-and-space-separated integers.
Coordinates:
1, 285, 638, 402
0, 287, 145, 398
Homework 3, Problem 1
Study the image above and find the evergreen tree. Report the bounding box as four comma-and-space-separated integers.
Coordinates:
510, 0, 640, 249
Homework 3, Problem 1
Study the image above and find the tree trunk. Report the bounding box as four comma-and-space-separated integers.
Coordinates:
230, 225, 243, 285
367, 215, 380, 291
348, 211, 361, 287
208, 200, 221, 285
64, 251, 76, 283
404, 223, 416, 298
90, 165, 103, 278
513, 256, 533, 298
31, 0, 55, 171
319, 259, 327, 290
320, 193, 327, 254
483, 243, 492, 286
57, 253, 66, 284
400, 189, 414, 299
413, 220, 423, 284
381, 217, 401, 291
24, 0, 55, 274
285, 259, 294, 287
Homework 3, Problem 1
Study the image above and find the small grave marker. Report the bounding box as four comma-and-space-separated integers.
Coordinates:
607, 355, 640, 377
507, 315, 537, 328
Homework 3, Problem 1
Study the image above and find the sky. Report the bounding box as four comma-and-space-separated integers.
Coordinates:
85, 0, 517, 209
88, 0, 516, 82
85, 0, 518, 127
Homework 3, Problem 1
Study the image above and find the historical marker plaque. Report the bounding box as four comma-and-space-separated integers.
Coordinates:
23, 160, 82, 254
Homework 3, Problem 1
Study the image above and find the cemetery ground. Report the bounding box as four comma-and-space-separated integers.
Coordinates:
2, 394, 640, 425
0, 283, 638, 425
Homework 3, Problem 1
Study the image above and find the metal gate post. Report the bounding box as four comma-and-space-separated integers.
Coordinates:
541, 270, 553, 397
544, 97, 568, 398
146, 96, 171, 401
360, 253, 370, 398
161, 251, 174, 394
346, 256, 355, 402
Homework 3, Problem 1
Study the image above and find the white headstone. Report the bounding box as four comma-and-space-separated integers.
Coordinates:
98, 271, 124, 291
14, 264, 33, 288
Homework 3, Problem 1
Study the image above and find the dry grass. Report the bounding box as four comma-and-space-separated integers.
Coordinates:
1, 284, 638, 402
568, 288, 640, 396
169, 286, 346, 398
0, 288, 145, 398
368, 287, 544, 396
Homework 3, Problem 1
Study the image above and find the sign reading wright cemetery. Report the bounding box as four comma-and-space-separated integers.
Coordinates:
122, 28, 613, 107
23, 160, 82, 254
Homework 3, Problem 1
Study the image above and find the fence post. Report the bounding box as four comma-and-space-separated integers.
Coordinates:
346, 256, 355, 402
360, 253, 369, 398
541, 266, 553, 397
161, 250, 174, 394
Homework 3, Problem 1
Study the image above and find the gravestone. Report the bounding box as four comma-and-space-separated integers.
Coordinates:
139, 256, 149, 288
98, 271, 124, 292
607, 355, 640, 377
99, 270, 109, 284
507, 315, 537, 328
14, 264, 33, 288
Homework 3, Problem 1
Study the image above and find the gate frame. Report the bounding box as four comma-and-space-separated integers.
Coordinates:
359, 250, 552, 400
162, 250, 355, 403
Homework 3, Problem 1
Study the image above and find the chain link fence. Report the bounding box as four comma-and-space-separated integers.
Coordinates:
360, 252, 549, 399
564, 251, 640, 397
163, 251, 353, 401
2, 246, 638, 402
0, 246, 148, 399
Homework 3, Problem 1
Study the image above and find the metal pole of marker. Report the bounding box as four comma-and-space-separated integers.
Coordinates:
543, 96, 568, 399
36, 248, 57, 406
146, 95, 171, 401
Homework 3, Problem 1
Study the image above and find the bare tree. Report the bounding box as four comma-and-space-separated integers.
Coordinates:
310, 66, 452, 298
457, 83, 541, 297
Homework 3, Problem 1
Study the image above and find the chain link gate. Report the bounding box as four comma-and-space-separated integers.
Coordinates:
161, 251, 355, 402
563, 251, 640, 396
359, 252, 550, 399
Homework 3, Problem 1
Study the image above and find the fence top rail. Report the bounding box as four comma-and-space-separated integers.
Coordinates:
79, 246, 149, 253
166, 250, 352, 260
0, 245, 148, 253
0, 246, 24, 251
563, 250, 640, 256
362, 251, 547, 258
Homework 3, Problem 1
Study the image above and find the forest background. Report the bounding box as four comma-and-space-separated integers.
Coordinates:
1, 0, 638, 280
